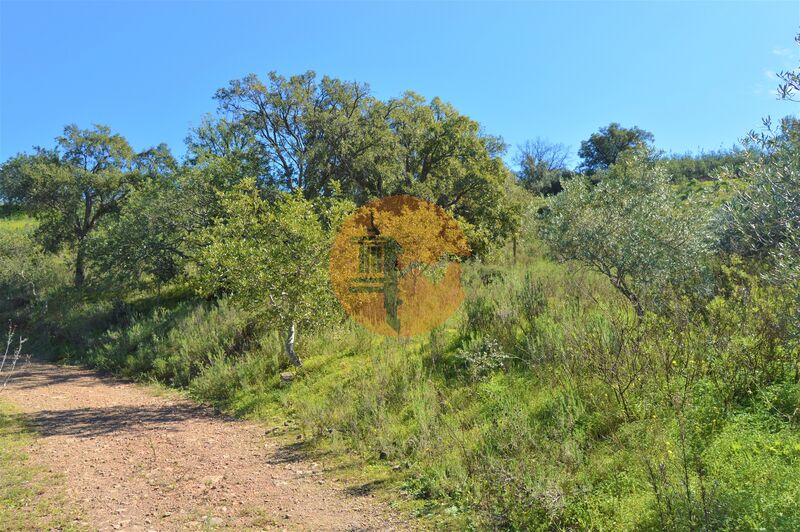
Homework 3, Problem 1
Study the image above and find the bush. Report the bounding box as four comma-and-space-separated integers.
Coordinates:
455, 336, 509, 381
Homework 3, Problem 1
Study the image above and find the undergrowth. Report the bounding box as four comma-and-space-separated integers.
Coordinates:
2, 213, 799, 530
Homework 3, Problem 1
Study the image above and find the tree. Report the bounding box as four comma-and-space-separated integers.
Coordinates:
212, 72, 520, 256
185, 114, 269, 190
720, 117, 800, 286
386, 93, 517, 256
541, 150, 712, 315
135, 143, 178, 180
0, 125, 139, 286
213, 71, 395, 198
777, 34, 800, 101
88, 171, 210, 291
578, 123, 654, 174
191, 180, 353, 367
515, 138, 571, 195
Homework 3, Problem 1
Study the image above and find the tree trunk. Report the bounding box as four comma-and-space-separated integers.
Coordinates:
611, 276, 643, 318
74, 240, 86, 287
284, 322, 302, 367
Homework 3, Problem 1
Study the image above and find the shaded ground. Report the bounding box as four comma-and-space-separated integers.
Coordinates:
1, 362, 405, 531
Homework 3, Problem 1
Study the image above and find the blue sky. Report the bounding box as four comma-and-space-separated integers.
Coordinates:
1, 1, 798, 168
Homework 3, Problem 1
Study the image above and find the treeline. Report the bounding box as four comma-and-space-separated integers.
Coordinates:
0, 71, 747, 292
1, 71, 523, 274
0, 69, 747, 359
0, 64, 794, 367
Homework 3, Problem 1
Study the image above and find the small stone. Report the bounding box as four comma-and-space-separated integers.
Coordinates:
280, 372, 294, 382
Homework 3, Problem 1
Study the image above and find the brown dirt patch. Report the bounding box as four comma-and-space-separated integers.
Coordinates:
2, 362, 406, 531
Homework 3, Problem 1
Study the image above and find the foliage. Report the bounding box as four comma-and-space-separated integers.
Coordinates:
578, 122, 655, 174
776, 33, 800, 101
660, 148, 746, 183
191, 179, 353, 365
87, 171, 212, 290
213, 71, 520, 255
515, 138, 572, 196
541, 150, 713, 315
720, 117, 800, 287
704, 265, 799, 403
0, 213, 68, 328
185, 114, 270, 190
81, 298, 254, 387
0, 125, 146, 286
454, 336, 509, 382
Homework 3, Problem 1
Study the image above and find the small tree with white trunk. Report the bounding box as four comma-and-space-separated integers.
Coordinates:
192, 180, 351, 367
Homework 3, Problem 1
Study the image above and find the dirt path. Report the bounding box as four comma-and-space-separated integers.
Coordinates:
2, 362, 405, 531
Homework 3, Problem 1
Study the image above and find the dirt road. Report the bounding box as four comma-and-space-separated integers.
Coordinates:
2, 362, 404, 531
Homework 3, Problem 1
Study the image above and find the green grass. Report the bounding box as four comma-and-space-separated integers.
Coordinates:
4, 208, 800, 529
0, 206, 34, 229
0, 401, 84, 531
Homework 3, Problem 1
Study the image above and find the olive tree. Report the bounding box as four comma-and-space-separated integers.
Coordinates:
720, 117, 800, 288
721, 119, 799, 249
541, 150, 713, 315
191, 180, 352, 367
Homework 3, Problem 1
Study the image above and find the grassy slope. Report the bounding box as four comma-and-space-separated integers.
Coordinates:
3, 210, 800, 530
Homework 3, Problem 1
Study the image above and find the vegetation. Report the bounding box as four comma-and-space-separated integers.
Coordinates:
541, 148, 713, 316
1, 36, 799, 530
515, 138, 572, 196
0, 402, 82, 530
577, 122, 654, 174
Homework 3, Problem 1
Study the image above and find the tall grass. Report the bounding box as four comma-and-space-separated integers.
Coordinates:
4, 210, 799, 529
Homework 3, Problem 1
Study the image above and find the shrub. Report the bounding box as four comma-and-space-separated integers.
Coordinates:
455, 336, 509, 381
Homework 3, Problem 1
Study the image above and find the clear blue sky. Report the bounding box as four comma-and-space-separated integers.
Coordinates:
1, 1, 799, 168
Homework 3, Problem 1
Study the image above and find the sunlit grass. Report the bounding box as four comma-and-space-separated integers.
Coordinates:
0, 401, 84, 531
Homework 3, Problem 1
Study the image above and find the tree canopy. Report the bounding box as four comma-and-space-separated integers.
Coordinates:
212, 71, 519, 255
578, 122, 654, 174
541, 149, 713, 315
